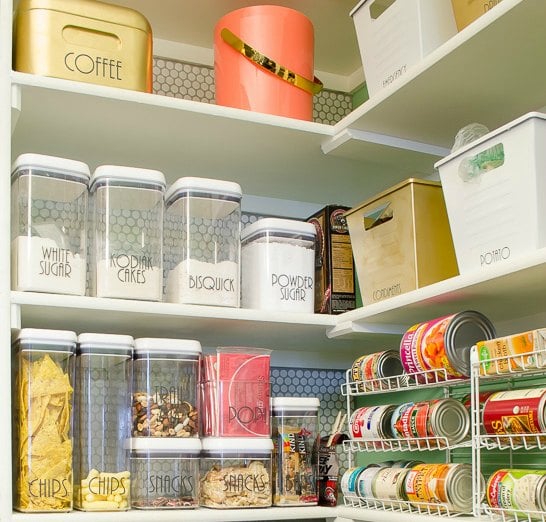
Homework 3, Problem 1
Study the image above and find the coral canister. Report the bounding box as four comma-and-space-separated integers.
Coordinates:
14, 0, 153, 92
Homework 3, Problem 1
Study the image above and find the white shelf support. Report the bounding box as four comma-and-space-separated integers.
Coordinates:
11, 83, 21, 133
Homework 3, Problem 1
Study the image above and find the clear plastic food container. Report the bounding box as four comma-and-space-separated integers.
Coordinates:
89, 165, 165, 301
164, 177, 242, 307
74, 333, 133, 511
12, 328, 77, 512
130, 438, 201, 509
11, 153, 90, 295
271, 397, 320, 506
131, 338, 202, 438
200, 437, 273, 508
241, 218, 316, 312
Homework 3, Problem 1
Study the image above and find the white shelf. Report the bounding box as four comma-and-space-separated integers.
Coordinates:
10, 72, 438, 207
337, 506, 470, 522
330, 0, 546, 156
329, 248, 546, 339
12, 506, 337, 522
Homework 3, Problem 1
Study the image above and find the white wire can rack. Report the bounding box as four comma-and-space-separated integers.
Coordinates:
344, 436, 472, 453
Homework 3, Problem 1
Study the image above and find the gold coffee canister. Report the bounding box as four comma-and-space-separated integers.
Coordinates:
14, 0, 153, 92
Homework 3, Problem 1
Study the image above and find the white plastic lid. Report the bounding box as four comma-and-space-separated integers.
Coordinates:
134, 338, 202, 355
201, 437, 273, 453
78, 333, 134, 355
241, 218, 316, 242
130, 437, 202, 454
15, 328, 77, 351
90, 165, 166, 190
165, 176, 242, 203
271, 397, 320, 411
12, 153, 90, 182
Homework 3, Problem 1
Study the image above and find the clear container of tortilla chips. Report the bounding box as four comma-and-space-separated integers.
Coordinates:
74, 333, 133, 511
13, 328, 77, 512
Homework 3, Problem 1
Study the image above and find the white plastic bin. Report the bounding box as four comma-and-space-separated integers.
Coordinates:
435, 112, 546, 273
350, 0, 457, 97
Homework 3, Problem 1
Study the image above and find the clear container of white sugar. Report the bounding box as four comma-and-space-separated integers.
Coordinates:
89, 165, 165, 301
241, 218, 316, 312
11, 153, 90, 295
164, 177, 242, 307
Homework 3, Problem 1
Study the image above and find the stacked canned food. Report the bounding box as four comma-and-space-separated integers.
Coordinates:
474, 328, 546, 520
349, 398, 470, 449
342, 462, 479, 514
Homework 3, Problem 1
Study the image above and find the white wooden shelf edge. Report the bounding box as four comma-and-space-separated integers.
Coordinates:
10, 71, 333, 136
336, 506, 479, 522
12, 506, 337, 522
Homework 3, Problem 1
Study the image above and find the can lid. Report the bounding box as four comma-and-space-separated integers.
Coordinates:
12, 153, 90, 182
445, 464, 473, 512
129, 437, 202, 454
430, 399, 470, 443
15, 328, 77, 350
16, 0, 152, 33
90, 165, 166, 190
77, 333, 134, 356
134, 338, 202, 355
165, 177, 242, 203
445, 311, 496, 376
241, 218, 316, 242
271, 397, 320, 411
202, 437, 273, 453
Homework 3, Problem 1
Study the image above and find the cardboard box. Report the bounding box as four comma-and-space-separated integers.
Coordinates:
435, 112, 546, 274
345, 179, 458, 305
307, 206, 356, 314
350, 0, 456, 96
451, 0, 503, 31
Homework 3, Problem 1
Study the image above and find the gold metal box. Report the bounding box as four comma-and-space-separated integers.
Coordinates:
14, 0, 153, 92
345, 178, 459, 306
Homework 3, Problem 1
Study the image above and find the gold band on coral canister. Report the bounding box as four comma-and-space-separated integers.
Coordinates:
220, 28, 323, 95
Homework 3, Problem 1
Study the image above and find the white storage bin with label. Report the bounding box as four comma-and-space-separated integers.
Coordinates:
89, 165, 166, 301
11, 153, 90, 295
241, 218, 315, 313
350, 0, 457, 97
435, 112, 546, 273
164, 177, 242, 307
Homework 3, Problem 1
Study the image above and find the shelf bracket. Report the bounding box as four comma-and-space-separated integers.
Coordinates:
326, 320, 406, 339
10, 302, 21, 331
11, 83, 21, 134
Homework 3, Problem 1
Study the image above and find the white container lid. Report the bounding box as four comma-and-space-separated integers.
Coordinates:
202, 437, 273, 453
78, 333, 134, 355
90, 165, 166, 190
130, 437, 201, 454
134, 338, 202, 356
241, 217, 316, 242
12, 153, 90, 182
15, 328, 77, 351
271, 397, 320, 411
165, 176, 242, 203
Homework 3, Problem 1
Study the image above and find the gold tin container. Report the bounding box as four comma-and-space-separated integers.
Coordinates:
345, 178, 458, 306
14, 0, 153, 92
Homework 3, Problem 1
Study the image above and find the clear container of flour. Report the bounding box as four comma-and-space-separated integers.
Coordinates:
164, 177, 242, 307
241, 218, 316, 312
89, 165, 165, 301
11, 153, 90, 295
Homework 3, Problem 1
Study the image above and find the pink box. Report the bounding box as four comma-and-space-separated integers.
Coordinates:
201, 348, 271, 437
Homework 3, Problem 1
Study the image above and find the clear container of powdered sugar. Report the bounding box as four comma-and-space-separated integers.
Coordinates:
11, 153, 90, 295
89, 165, 166, 301
241, 218, 315, 313
164, 177, 241, 307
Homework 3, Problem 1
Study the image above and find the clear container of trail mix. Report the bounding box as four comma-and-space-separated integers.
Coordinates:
131, 338, 201, 438
130, 438, 201, 509
200, 438, 273, 508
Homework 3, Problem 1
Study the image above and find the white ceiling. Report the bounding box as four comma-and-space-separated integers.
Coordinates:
109, 0, 363, 78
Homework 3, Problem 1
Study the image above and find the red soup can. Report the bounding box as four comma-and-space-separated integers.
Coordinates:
482, 388, 546, 437
399, 311, 496, 381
